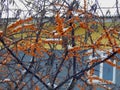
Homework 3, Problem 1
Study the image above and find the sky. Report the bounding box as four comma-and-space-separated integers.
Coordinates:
97, 0, 115, 7
101, 0, 117, 15
88, 0, 117, 16
0, 0, 119, 18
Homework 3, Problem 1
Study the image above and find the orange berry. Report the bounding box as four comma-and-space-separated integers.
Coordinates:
0, 31, 3, 37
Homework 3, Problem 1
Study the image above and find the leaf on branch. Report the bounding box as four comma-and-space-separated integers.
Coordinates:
79, 22, 88, 29
55, 13, 64, 35
7, 17, 33, 30
35, 85, 40, 90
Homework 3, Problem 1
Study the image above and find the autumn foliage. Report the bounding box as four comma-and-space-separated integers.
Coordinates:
0, 0, 120, 90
